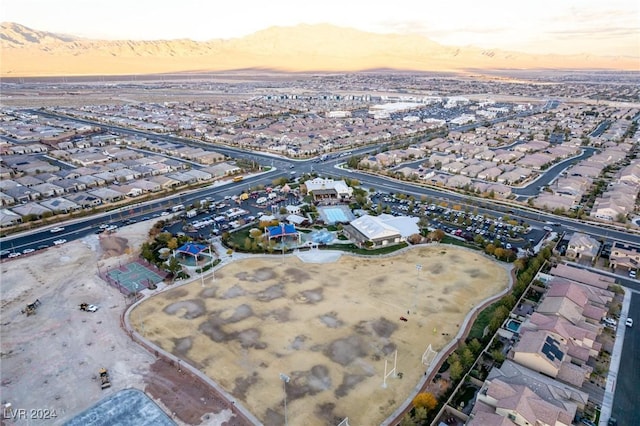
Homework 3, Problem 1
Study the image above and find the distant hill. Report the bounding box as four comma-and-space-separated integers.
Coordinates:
1, 22, 638, 77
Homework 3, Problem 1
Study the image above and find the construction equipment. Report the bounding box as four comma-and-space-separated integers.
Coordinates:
21, 299, 41, 316
99, 368, 111, 389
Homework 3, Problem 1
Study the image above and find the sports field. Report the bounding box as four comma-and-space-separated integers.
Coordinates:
131, 246, 510, 426
103, 260, 166, 295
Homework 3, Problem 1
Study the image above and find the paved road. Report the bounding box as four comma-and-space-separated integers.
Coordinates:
610, 291, 639, 426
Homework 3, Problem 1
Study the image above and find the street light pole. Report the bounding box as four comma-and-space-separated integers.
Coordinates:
279, 373, 290, 426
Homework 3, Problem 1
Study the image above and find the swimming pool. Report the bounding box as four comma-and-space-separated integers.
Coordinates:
310, 230, 334, 244
506, 319, 521, 333
318, 205, 355, 224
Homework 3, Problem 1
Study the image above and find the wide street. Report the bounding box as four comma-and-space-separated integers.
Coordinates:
610, 291, 639, 426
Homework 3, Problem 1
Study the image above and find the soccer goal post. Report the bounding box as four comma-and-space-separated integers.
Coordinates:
422, 344, 438, 368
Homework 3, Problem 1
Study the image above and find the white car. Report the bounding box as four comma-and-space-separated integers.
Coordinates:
53, 239, 67, 245
22, 248, 35, 254
626, 318, 633, 327
50, 226, 65, 233
86, 304, 98, 312
8, 252, 21, 258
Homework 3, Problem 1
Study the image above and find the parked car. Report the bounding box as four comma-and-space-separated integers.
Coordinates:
625, 318, 633, 327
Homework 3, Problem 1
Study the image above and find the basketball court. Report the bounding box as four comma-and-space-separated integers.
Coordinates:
102, 260, 166, 295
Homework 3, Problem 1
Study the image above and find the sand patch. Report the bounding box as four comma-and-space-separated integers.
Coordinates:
99, 234, 129, 258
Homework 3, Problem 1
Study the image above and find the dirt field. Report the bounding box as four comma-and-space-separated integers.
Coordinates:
0, 222, 244, 426
131, 246, 510, 426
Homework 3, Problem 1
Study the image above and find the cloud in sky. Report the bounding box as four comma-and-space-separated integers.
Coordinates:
3, 0, 639, 56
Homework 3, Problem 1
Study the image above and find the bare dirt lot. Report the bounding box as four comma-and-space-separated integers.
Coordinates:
132, 246, 510, 426
0, 223, 243, 426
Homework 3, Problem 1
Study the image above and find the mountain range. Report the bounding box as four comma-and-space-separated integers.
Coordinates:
1, 22, 638, 77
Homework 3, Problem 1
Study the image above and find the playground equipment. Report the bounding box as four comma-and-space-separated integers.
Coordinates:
21, 299, 41, 316
99, 368, 111, 389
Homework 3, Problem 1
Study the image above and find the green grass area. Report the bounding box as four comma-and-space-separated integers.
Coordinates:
227, 228, 251, 248
468, 302, 501, 340
321, 242, 408, 255
195, 259, 221, 274
442, 235, 481, 251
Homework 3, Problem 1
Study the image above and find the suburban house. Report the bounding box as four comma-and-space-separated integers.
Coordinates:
0, 208, 22, 227
469, 377, 576, 426
536, 280, 607, 325
609, 241, 640, 271
548, 264, 615, 290
39, 197, 81, 214
521, 312, 602, 365
565, 232, 601, 262
486, 360, 589, 410
509, 329, 592, 387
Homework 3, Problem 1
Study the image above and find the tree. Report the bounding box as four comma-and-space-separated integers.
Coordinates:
489, 306, 510, 332
413, 392, 437, 411
432, 229, 445, 241
449, 360, 464, 381
491, 349, 506, 364
501, 294, 516, 311
514, 258, 527, 273
399, 415, 417, 426
418, 216, 429, 229
461, 348, 475, 369
407, 233, 423, 245
166, 256, 182, 279
469, 338, 482, 355
484, 243, 496, 256
167, 237, 178, 251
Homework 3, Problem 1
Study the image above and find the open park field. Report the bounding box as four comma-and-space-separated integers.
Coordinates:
131, 246, 511, 426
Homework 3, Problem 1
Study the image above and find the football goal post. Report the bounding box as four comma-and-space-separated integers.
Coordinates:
382, 350, 398, 389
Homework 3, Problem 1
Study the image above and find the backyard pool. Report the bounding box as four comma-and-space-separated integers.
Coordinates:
506, 319, 521, 333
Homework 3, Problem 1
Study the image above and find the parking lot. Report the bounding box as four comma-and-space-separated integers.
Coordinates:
370, 192, 545, 251
162, 190, 302, 239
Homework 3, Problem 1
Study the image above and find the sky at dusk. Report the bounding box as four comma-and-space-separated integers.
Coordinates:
3, 0, 639, 57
